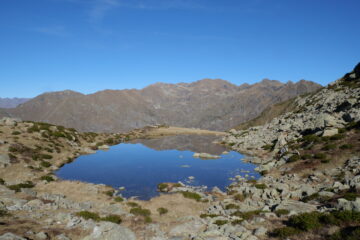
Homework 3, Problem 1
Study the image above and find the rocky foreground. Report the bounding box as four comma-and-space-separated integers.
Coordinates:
0, 64, 359, 240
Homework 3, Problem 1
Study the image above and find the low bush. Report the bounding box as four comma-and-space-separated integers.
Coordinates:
330, 134, 345, 141
130, 207, 151, 217
181, 191, 202, 201
231, 210, 262, 220
40, 161, 52, 168
200, 214, 219, 218
314, 153, 327, 160
271, 226, 301, 239
157, 183, 168, 192
275, 209, 290, 216
101, 214, 122, 224
0, 178, 5, 185
301, 193, 320, 203
225, 203, 239, 210
144, 216, 152, 223
343, 192, 360, 201
157, 207, 168, 215
0, 209, 10, 217
340, 144, 353, 150
76, 211, 100, 221
288, 212, 322, 231
40, 175, 55, 182
322, 144, 337, 151
104, 190, 114, 197
288, 154, 300, 162
114, 196, 124, 202
254, 183, 267, 189
330, 226, 360, 240
214, 220, 228, 226
234, 193, 247, 202
7, 181, 35, 192
12, 131, 21, 135
126, 202, 139, 207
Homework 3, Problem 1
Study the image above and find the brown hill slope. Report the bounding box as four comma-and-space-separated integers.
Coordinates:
3, 79, 321, 132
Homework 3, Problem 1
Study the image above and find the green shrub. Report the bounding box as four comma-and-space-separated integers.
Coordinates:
181, 191, 202, 201
271, 227, 301, 239
40, 175, 55, 182
7, 181, 35, 192
314, 153, 327, 159
41, 154, 53, 159
200, 213, 219, 218
144, 216, 152, 223
101, 214, 122, 224
0, 209, 10, 217
0, 178, 5, 185
76, 211, 100, 221
114, 196, 124, 202
231, 210, 262, 220
12, 131, 21, 135
157, 207, 168, 215
322, 144, 337, 151
262, 144, 274, 151
254, 184, 267, 189
157, 183, 169, 192
231, 219, 243, 225
288, 154, 300, 162
126, 202, 139, 207
340, 144, 353, 150
275, 209, 290, 216
301, 154, 312, 160
247, 179, 257, 184
343, 192, 360, 201
330, 226, 360, 240
288, 212, 322, 231
234, 193, 247, 202
302, 134, 321, 144
330, 134, 345, 141
225, 203, 239, 210
331, 210, 360, 223
40, 161, 52, 168
104, 190, 114, 197
214, 220, 228, 226
301, 193, 319, 203
130, 207, 151, 217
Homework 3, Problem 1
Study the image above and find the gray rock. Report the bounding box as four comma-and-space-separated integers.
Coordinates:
55, 234, 71, 240
274, 200, 317, 214
82, 222, 136, 240
254, 227, 267, 237
0, 154, 10, 167
34, 232, 48, 240
0, 233, 26, 240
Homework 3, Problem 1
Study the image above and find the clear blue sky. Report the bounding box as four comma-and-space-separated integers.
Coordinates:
0, 0, 359, 98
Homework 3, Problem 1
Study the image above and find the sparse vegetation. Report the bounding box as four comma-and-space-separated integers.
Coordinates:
275, 209, 290, 216
40, 175, 55, 182
114, 196, 124, 202
40, 161, 52, 168
214, 220, 228, 226
101, 214, 122, 224
157, 207, 168, 215
7, 181, 35, 192
130, 207, 151, 217
181, 191, 202, 201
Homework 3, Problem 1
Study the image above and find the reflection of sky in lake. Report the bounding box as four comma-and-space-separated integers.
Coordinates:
56, 135, 260, 200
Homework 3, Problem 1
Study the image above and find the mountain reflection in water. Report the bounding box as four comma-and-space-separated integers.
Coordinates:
57, 135, 260, 200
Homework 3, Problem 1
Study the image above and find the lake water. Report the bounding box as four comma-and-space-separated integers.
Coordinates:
56, 135, 260, 200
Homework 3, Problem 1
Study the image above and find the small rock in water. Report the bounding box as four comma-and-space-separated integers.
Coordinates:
118, 186, 126, 191
193, 152, 221, 159
180, 165, 190, 168
188, 176, 195, 180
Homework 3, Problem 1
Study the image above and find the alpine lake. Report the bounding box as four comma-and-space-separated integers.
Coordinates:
56, 135, 260, 200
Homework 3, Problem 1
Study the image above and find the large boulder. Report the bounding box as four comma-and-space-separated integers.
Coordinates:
0, 154, 10, 167
82, 222, 136, 240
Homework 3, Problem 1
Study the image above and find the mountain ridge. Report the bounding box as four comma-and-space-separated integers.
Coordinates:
1, 78, 322, 132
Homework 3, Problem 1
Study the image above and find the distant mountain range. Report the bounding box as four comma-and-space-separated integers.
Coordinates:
0, 79, 321, 132
0, 98, 30, 108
